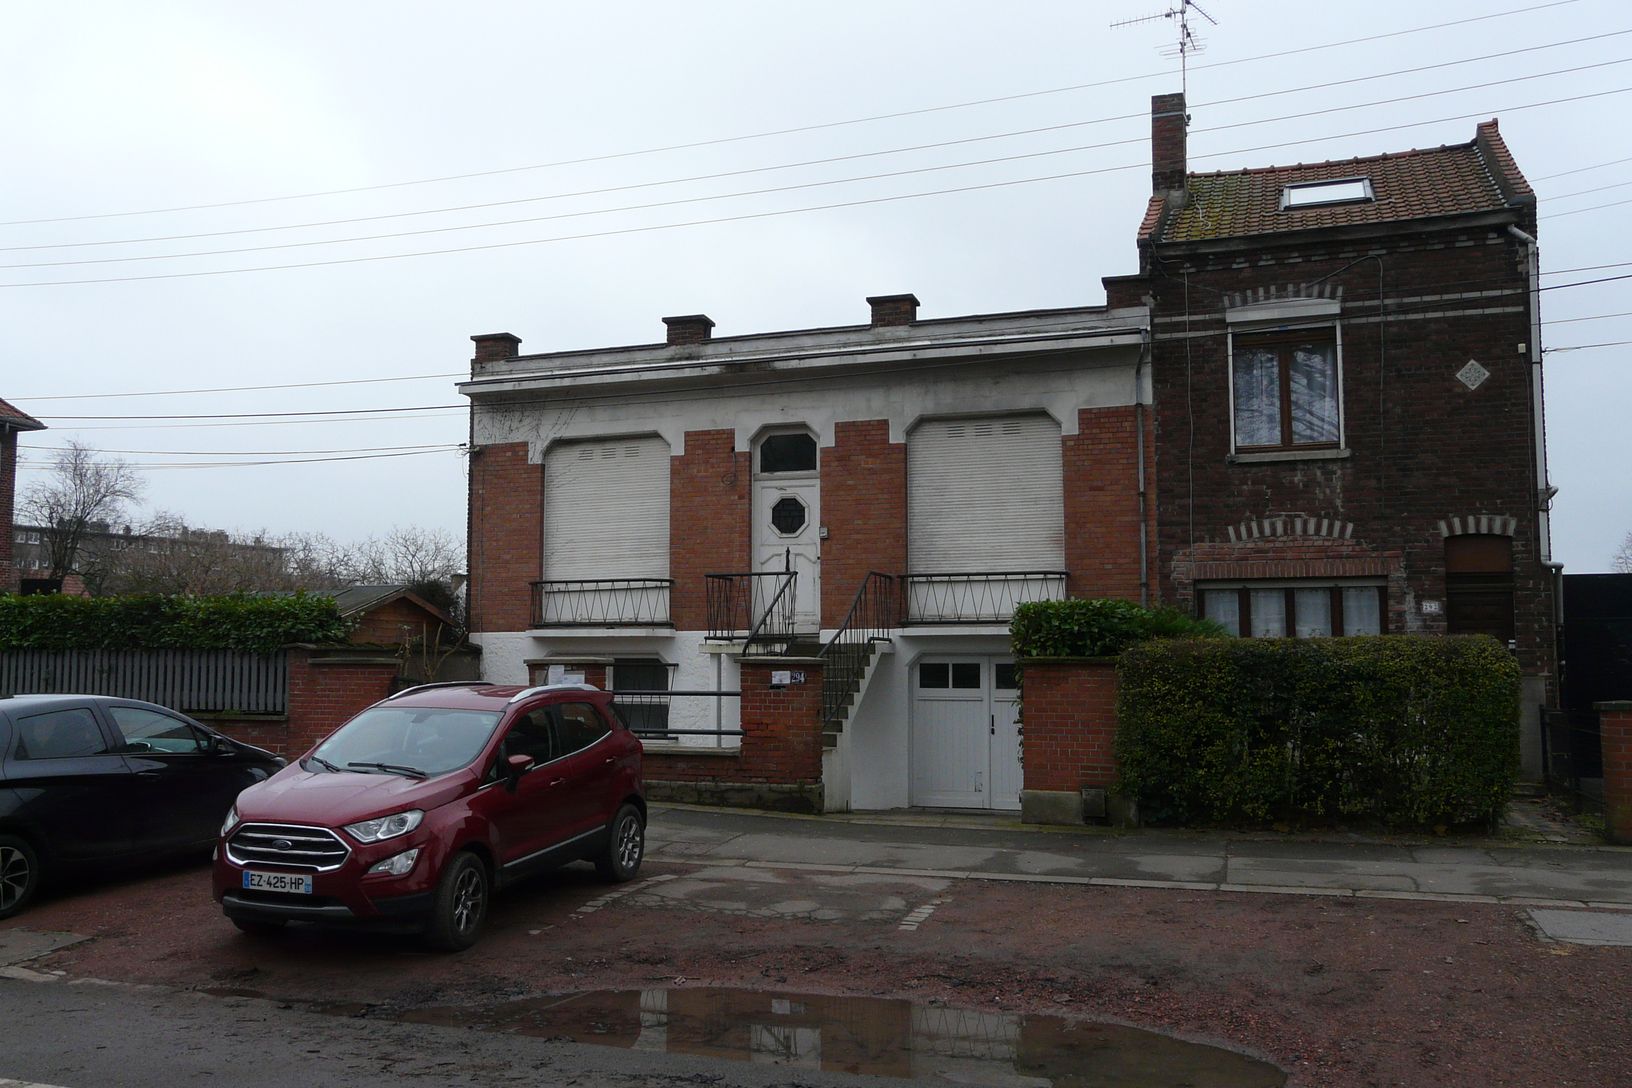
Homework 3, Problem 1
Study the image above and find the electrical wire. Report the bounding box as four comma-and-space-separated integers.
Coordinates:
17, 441, 462, 456
8, 85, 1632, 291
13, 448, 460, 469
1532, 154, 1632, 181
9, 30, 1623, 256
0, 0, 1583, 230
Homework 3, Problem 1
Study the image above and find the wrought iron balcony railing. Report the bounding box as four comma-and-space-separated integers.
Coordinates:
706, 571, 799, 646
901, 571, 1068, 624
530, 579, 672, 627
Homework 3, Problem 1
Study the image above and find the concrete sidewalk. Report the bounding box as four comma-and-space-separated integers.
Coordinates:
646, 803, 1632, 909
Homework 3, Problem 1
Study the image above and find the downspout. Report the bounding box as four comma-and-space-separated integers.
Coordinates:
1507, 223, 1553, 568
1135, 326, 1151, 607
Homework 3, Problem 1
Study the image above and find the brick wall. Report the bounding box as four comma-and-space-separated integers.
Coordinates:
1600, 702, 1632, 845
0, 432, 16, 592
468, 441, 542, 633
821, 420, 907, 625
643, 661, 824, 810
349, 598, 447, 646
208, 647, 398, 757
1139, 229, 1556, 685
1063, 406, 1152, 602
670, 429, 750, 631
1019, 659, 1119, 793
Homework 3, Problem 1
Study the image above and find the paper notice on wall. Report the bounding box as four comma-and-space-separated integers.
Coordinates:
547, 665, 586, 685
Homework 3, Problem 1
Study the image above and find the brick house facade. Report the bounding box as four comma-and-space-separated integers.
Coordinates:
0, 396, 46, 593
1111, 93, 1556, 775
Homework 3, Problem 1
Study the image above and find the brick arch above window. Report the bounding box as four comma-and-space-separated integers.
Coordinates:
1225, 515, 1355, 544
1438, 515, 1518, 538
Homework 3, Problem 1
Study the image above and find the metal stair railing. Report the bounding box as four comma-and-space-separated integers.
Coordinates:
740, 570, 798, 651
819, 572, 899, 731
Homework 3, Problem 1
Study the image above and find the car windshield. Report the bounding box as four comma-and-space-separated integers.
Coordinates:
309, 706, 503, 778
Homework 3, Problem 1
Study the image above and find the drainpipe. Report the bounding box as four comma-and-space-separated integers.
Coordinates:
1507, 224, 1553, 567
1134, 327, 1151, 607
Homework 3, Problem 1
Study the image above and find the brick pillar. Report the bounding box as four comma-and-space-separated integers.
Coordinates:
670, 430, 750, 631
1018, 658, 1122, 825
467, 441, 542, 633
285, 646, 400, 754
1599, 702, 1632, 844
820, 420, 906, 626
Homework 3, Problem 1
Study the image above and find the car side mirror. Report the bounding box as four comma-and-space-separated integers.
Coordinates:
504, 753, 531, 790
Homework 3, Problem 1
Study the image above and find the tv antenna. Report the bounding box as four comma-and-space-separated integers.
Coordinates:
1111, 0, 1218, 96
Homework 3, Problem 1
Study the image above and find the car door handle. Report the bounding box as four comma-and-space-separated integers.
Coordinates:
548, 778, 567, 788
602, 757, 615, 766
136, 769, 162, 778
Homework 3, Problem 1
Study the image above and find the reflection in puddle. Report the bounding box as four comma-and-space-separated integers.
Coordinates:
396, 987, 1286, 1086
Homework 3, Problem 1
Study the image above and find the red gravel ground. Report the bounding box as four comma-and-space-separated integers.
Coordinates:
8, 859, 1630, 1087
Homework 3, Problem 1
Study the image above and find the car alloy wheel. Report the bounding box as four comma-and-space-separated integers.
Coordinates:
451, 865, 484, 935
596, 804, 644, 883
426, 851, 489, 952
0, 836, 40, 920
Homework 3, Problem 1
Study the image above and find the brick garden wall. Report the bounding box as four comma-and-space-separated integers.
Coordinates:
1599, 702, 1632, 845
1019, 659, 1119, 795
643, 660, 825, 812
207, 647, 398, 758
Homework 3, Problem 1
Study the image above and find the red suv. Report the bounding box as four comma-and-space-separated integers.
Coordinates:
212, 682, 645, 951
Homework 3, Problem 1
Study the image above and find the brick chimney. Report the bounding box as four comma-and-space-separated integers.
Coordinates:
1151, 92, 1188, 195
867, 293, 920, 327
663, 314, 715, 345
470, 332, 521, 363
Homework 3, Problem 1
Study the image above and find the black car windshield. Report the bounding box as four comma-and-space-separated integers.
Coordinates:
310, 707, 502, 778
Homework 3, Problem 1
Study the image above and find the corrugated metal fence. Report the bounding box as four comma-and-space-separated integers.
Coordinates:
0, 650, 288, 714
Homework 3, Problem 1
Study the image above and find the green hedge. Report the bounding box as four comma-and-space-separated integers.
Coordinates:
1011, 598, 1223, 659
0, 593, 352, 654
1116, 636, 1520, 829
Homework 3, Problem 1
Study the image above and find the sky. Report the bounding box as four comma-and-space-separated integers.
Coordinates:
2, 0, 1626, 570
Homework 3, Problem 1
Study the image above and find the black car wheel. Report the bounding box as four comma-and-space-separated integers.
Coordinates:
425, 851, 488, 952
595, 804, 644, 883
0, 835, 40, 920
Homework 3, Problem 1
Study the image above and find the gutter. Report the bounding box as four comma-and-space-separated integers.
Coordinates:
1135, 327, 1151, 607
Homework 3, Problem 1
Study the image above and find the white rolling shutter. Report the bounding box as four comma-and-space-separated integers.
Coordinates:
544, 437, 670, 579
908, 415, 1063, 571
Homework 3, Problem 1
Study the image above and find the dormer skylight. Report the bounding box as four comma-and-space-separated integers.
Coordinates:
1280, 177, 1374, 210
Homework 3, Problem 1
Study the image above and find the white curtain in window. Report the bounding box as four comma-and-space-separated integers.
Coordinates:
1294, 589, 1332, 636
1250, 589, 1286, 637
1342, 587, 1382, 634
1289, 343, 1340, 444
1203, 591, 1241, 636
1233, 347, 1281, 447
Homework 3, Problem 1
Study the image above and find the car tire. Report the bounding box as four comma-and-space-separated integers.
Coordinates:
231, 917, 287, 938
0, 835, 40, 920
424, 851, 488, 953
594, 804, 644, 883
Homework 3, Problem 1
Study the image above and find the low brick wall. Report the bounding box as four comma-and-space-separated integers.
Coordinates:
1018, 657, 1124, 826
644, 659, 825, 813
204, 646, 399, 758
1599, 701, 1632, 844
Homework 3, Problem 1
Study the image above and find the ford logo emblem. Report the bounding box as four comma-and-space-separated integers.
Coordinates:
273, 839, 294, 851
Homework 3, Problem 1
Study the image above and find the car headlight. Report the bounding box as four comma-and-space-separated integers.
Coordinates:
366, 848, 420, 876
344, 809, 424, 843
220, 804, 239, 837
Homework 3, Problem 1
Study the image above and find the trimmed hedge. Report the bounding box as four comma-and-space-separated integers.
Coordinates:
1116, 636, 1520, 829
0, 593, 352, 654
1011, 598, 1223, 659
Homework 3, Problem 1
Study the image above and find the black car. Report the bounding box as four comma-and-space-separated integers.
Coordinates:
0, 694, 284, 919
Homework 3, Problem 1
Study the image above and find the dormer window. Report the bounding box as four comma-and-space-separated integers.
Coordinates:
1280, 177, 1373, 210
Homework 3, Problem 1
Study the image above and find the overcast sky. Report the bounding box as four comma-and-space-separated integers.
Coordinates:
2, 0, 1626, 570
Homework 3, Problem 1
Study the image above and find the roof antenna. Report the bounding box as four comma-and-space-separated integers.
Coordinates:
1111, 0, 1219, 97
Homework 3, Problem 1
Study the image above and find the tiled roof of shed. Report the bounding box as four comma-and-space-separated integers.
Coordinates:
1148, 120, 1533, 244
0, 396, 45, 431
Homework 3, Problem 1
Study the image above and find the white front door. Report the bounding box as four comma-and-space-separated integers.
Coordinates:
752, 432, 820, 633
910, 657, 1023, 811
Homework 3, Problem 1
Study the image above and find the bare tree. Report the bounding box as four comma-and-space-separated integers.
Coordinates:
19, 441, 144, 581
1615, 532, 1632, 574
352, 526, 465, 617
98, 513, 296, 596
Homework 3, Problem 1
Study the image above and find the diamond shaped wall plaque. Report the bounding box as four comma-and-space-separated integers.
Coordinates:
1457, 359, 1490, 390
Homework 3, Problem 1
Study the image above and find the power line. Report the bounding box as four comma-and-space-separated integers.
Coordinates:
10, 30, 1623, 257
7, 56, 1626, 274
1532, 154, 1632, 181
7, 84, 1632, 292
11, 372, 464, 402
18, 441, 462, 456
1542, 196, 1632, 220
13, 448, 461, 470
1547, 310, 1632, 324
0, 0, 1582, 230
1543, 340, 1632, 352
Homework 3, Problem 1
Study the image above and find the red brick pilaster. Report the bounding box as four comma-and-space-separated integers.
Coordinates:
821, 420, 906, 626
1599, 702, 1632, 845
1064, 407, 1148, 602
468, 441, 542, 633
670, 429, 749, 632
1020, 659, 1119, 792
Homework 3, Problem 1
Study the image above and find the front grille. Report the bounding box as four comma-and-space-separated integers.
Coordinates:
227, 822, 351, 872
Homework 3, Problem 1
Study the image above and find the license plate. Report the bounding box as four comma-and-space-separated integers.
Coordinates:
242, 870, 313, 894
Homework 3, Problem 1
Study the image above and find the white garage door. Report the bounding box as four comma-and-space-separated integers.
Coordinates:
907, 414, 1063, 572
543, 436, 670, 580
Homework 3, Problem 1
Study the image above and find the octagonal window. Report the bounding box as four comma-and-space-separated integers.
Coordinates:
771, 497, 807, 535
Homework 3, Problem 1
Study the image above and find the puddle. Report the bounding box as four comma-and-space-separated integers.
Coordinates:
389, 987, 1286, 1086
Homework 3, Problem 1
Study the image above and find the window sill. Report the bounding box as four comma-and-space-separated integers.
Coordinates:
1228, 447, 1351, 465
